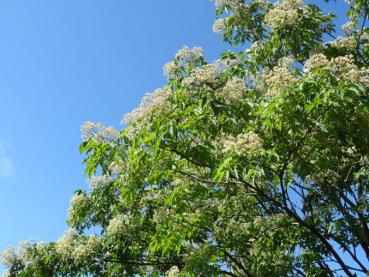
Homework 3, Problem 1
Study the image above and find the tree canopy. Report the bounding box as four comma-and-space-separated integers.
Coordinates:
2, 0, 369, 276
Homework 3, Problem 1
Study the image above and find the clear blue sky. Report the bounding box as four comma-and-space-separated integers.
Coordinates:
0, 0, 348, 275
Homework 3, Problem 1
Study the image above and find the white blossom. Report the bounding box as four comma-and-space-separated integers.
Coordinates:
359, 31, 369, 42
182, 64, 219, 87
282, 0, 304, 9
247, 41, 264, 54
183, 58, 239, 88
88, 175, 113, 189
342, 21, 356, 35
55, 239, 73, 259
163, 61, 178, 79
70, 193, 89, 210
329, 36, 357, 51
347, 6, 361, 21
1, 247, 20, 268
254, 0, 268, 7
213, 18, 227, 35
332, 55, 369, 87
215, 57, 242, 72
106, 215, 126, 236
264, 0, 304, 29
213, 0, 227, 8
36, 241, 46, 251
212, 0, 246, 9
122, 87, 172, 124
3, 240, 49, 268
71, 235, 100, 264
153, 207, 174, 224
71, 245, 88, 264
216, 77, 246, 104
68, 193, 90, 220
175, 46, 203, 65
87, 235, 100, 251
81, 122, 119, 143
305, 53, 369, 88
278, 56, 295, 67
108, 160, 124, 175
180, 56, 242, 88
192, 64, 219, 83
18, 240, 36, 264
55, 229, 78, 260
303, 53, 330, 73
163, 46, 204, 80
260, 57, 298, 97
166, 266, 180, 277
220, 132, 262, 153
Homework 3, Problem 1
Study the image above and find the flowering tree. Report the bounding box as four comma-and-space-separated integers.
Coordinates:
2, 0, 369, 276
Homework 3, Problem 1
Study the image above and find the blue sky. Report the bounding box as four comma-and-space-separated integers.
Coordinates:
0, 0, 349, 275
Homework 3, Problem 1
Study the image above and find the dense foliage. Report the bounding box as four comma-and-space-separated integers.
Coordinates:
2, 0, 369, 276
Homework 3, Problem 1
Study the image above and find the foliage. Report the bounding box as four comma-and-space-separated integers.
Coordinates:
3, 0, 369, 276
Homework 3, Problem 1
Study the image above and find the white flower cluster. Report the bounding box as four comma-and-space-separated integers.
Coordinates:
254, 0, 269, 7
182, 58, 240, 88
182, 64, 219, 87
106, 215, 126, 236
122, 87, 172, 124
68, 193, 90, 220
163, 46, 204, 79
264, 0, 304, 29
55, 229, 78, 260
36, 241, 46, 251
19, 240, 42, 266
221, 132, 262, 153
217, 57, 243, 72
213, 0, 227, 8
213, 18, 227, 35
55, 230, 101, 264
345, 2, 361, 20
88, 175, 113, 189
108, 160, 124, 175
304, 53, 369, 88
1, 239, 50, 272
216, 77, 246, 104
70, 193, 89, 210
328, 36, 357, 51
153, 207, 174, 224
175, 46, 203, 63
260, 57, 298, 97
1, 247, 20, 268
163, 61, 178, 79
81, 122, 119, 143
212, 0, 238, 8
71, 235, 100, 264
342, 21, 356, 35
212, 0, 252, 9
166, 266, 180, 277
360, 31, 369, 43
332, 55, 369, 87
303, 53, 329, 72
248, 41, 263, 53
72, 245, 87, 264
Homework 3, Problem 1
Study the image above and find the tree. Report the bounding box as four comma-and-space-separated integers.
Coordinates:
2, 0, 369, 276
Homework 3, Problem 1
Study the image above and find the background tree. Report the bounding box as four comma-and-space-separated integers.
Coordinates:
2, 0, 369, 276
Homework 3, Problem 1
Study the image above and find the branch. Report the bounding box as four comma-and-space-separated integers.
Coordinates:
238, 179, 355, 277
223, 250, 252, 277
105, 258, 185, 267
